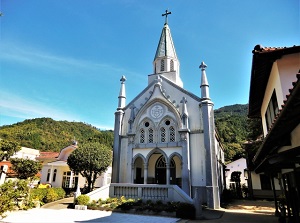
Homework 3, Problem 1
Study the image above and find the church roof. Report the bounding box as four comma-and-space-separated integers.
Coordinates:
124, 75, 201, 111
154, 23, 177, 61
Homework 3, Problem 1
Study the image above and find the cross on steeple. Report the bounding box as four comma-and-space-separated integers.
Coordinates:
162, 9, 171, 24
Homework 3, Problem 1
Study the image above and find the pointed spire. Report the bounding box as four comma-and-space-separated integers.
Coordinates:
154, 23, 177, 60
128, 104, 136, 132
200, 62, 210, 100
180, 97, 189, 129
181, 97, 188, 116
151, 10, 182, 87
118, 75, 126, 109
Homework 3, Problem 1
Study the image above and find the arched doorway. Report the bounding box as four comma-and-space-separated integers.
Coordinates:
134, 156, 144, 184
155, 155, 175, 184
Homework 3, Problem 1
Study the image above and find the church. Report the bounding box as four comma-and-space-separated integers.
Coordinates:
112, 11, 224, 209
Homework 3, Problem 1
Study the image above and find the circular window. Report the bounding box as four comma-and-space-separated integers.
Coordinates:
145, 122, 150, 127
165, 120, 170, 125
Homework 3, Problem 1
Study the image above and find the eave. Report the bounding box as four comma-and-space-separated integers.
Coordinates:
253, 72, 300, 172
248, 45, 300, 118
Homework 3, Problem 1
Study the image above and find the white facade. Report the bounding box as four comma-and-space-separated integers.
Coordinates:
0, 147, 40, 185
225, 158, 248, 189
261, 53, 300, 136
10, 147, 40, 160
40, 143, 111, 190
112, 19, 224, 209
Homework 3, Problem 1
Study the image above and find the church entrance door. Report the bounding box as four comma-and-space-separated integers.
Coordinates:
155, 155, 176, 184
155, 168, 166, 184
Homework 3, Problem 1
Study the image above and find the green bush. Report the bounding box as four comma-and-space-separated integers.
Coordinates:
30, 188, 48, 202
76, 195, 90, 205
45, 188, 58, 203
30, 187, 65, 204
54, 188, 66, 199
0, 179, 31, 217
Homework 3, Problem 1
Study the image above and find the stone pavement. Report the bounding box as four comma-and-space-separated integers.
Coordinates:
0, 209, 180, 223
0, 198, 278, 223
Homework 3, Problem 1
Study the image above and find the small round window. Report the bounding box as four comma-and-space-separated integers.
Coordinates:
165, 120, 170, 125
145, 122, 150, 127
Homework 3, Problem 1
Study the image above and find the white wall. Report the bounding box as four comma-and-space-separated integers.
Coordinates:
251, 172, 281, 190
11, 147, 40, 160
225, 158, 247, 188
261, 53, 300, 136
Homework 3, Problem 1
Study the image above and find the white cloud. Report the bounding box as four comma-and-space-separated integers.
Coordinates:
0, 41, 144, 81
0, 91, 78, 122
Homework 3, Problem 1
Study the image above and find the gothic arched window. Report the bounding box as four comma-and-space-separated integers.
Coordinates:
148, 128, 154, 143
169, 126, 175, 142
140, 128, 145, 143
161, 59, 165, 71
138, 120, 155, 144
160, 127, 166, 142
170, 60, 174, 71
159, 118, 177, 143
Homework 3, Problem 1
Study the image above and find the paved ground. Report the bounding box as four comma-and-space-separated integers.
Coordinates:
0, 198, 278, 223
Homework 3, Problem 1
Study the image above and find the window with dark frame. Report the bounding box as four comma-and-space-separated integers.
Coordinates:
265, 90, 279, 131
260, 174, 272, 190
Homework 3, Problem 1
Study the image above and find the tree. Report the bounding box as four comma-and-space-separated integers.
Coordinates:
10, 158, 42, 180
0, 139, 20, 161
67, 142, 112, 193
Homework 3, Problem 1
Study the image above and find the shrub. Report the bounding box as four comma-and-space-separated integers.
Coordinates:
76, 195, 90, 205
30, 187, 65, 204
30, 188, 48, 202
175, 202, 195, 219
118, 200, 135, 211
105, 197, 118, 204
45, 188, 58, 203
54, 188, 66, 199
0, 179, 31, 217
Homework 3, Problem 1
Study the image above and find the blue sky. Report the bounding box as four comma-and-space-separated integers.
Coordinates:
0, 0, 299, 129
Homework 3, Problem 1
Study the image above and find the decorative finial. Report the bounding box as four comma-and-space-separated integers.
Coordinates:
120, 75, 126, 83
180, 97, 187, 104
199, 61, 207, 71
162, 9, 171, 24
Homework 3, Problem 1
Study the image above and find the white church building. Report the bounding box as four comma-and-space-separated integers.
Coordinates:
111, 11, 225, 209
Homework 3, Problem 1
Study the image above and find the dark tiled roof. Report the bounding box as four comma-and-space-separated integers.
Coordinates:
253, 72, 300, 168
248, 45, 300, 118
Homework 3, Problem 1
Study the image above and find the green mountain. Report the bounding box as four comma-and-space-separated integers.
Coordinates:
0, 104, 258, 162
0, 118, 113, 152
214, 104, 251, 162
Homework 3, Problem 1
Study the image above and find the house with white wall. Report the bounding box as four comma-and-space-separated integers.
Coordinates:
0, 147, 40, 185
248, 44, 300, 221
225, 158, 248, 189
40, 141, 111, 193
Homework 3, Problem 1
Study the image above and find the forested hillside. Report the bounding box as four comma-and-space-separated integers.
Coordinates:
0, 104, 261, 162
0, 118, 113, 152
214, 104, 253, 162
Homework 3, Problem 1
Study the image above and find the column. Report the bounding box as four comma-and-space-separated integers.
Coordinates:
131, 164, 135, 183
49, 165, 54, 184
179, 131, 191, 196
166, 164, 170, 185
143, 163, 148, 184
69, 171, 74, 188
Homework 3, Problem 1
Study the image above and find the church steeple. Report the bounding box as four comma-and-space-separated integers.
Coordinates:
151, 10, 183, 87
